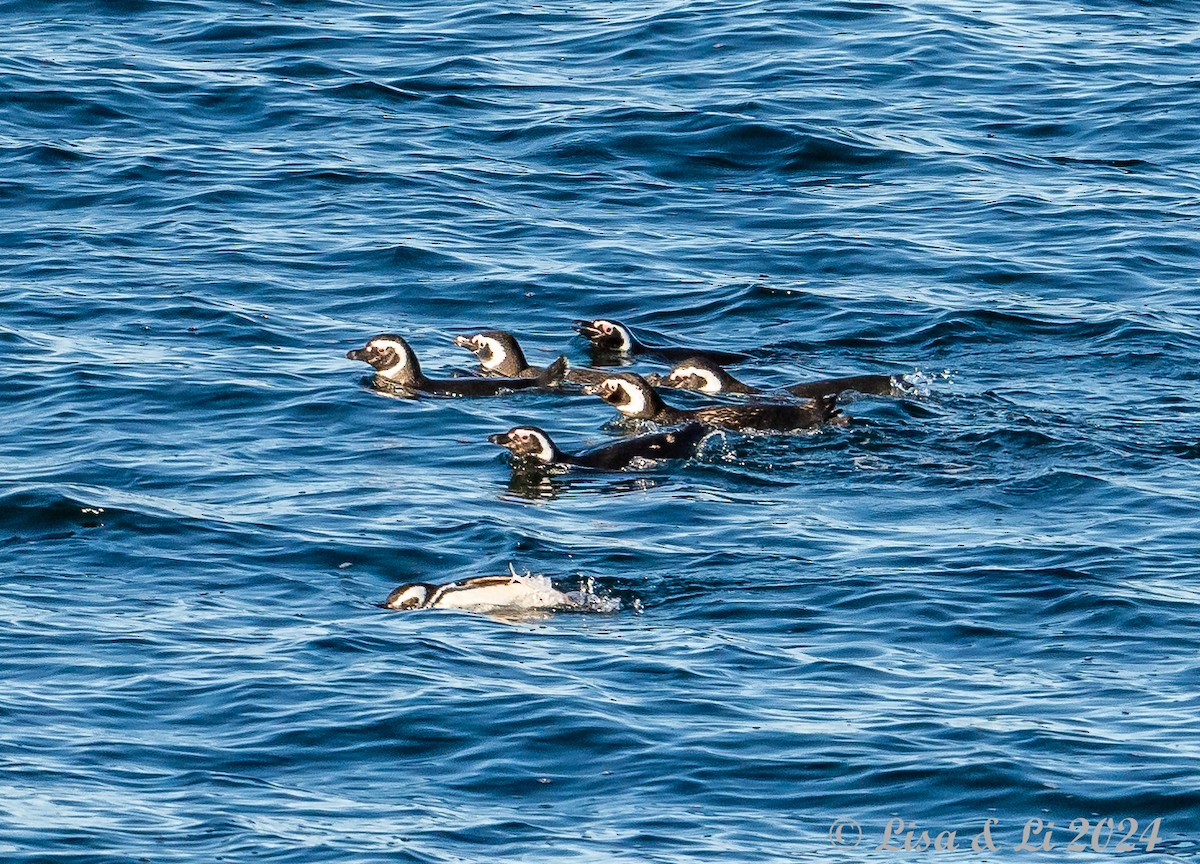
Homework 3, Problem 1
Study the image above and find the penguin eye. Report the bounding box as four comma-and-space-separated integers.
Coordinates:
600, 323, 612, 334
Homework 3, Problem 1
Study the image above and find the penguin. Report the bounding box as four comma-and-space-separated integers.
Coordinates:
382, 567, 601, 613
645, 357, 758, 395
488, 423, 710, 471
346, 333, 566, 396
646, 356, 901, 400
572, 319, 752, 365
452, 330, 537, 378
586, 372, 843, 432
452, 330, 610, 386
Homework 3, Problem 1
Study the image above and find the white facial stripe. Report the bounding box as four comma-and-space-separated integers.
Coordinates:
512, 428, 554, 462
370, 339, 409, 379
614, 379, 647, 416
529, 430, 554, 462
604, 321, 632, 350
478, 336, 507, 370
372, 339, 407, 358
388, 585, 428, 609
672, 366, 721, 393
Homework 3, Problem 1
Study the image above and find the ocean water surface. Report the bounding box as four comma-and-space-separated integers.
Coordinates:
3, 0, 1200, 861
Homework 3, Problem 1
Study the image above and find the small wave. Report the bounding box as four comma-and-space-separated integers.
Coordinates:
0, 488, 113, 539
5, 142, 91, 167
496, 107, 907, 180
321, 242, 473, 272
319, 80, 421, 105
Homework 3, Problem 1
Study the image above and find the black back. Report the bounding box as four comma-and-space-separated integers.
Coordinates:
573, 319, 751, 365
640, 344, 753, 366
786, 374, 897, 399
416, 356, 568, 396
681, 394, 842, 432
573, 423, 710, 470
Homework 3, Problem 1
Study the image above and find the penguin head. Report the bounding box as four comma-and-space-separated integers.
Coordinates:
666, 357, 727, 394
488, 426, 559, 463
382, 583, 434, 610
573, 319, 633, 351
587, 373, 660, 419
346, 334, 420, 383
453, 330, 526, 375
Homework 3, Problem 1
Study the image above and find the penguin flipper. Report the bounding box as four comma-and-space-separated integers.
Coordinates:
538, 355, 570, 387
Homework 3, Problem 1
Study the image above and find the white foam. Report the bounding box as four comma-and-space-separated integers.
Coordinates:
430, 567, 620, 615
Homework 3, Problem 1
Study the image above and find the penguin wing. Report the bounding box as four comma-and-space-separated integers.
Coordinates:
536, 356, 570, 387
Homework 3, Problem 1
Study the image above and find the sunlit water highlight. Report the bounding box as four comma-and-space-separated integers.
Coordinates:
3, 1, 1200, 861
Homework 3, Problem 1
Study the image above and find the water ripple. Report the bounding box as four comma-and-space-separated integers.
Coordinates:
3, 0, 1199, 861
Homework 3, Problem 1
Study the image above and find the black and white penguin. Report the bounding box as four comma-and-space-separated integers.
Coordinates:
645, 357, 758, 395
346, 333, 566, 396
452, 330, 537, 378
646, 356, 901, 400
488, 423, 709, 470
453, 330, 610, 386
382, 568, 594, 612
383, 573, 574, 611
572, 319, 751, 365
586, 372, 843, 432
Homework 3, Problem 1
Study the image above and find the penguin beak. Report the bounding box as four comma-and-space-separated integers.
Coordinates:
582, 382, 615, 399
452, 335, 474, 349
488, 432, 512, 446
346, 347, 369, 362
572, 320, 601, 340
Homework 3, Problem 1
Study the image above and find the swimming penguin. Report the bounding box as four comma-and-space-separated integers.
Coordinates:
488, 423, 710, 470
572, 319, 752, 365
646, 356, 901, 400
382, 566, 612, 613
586, 372, 843, 432
452, 330, 537, 377
453, 330, 609, 386
346, 333, 566, 396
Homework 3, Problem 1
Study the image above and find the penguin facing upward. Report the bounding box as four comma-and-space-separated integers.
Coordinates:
346, 333, 566, 396
572, 319, 752, 366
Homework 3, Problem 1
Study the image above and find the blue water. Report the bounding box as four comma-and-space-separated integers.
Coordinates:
4, 1, 1200, 860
